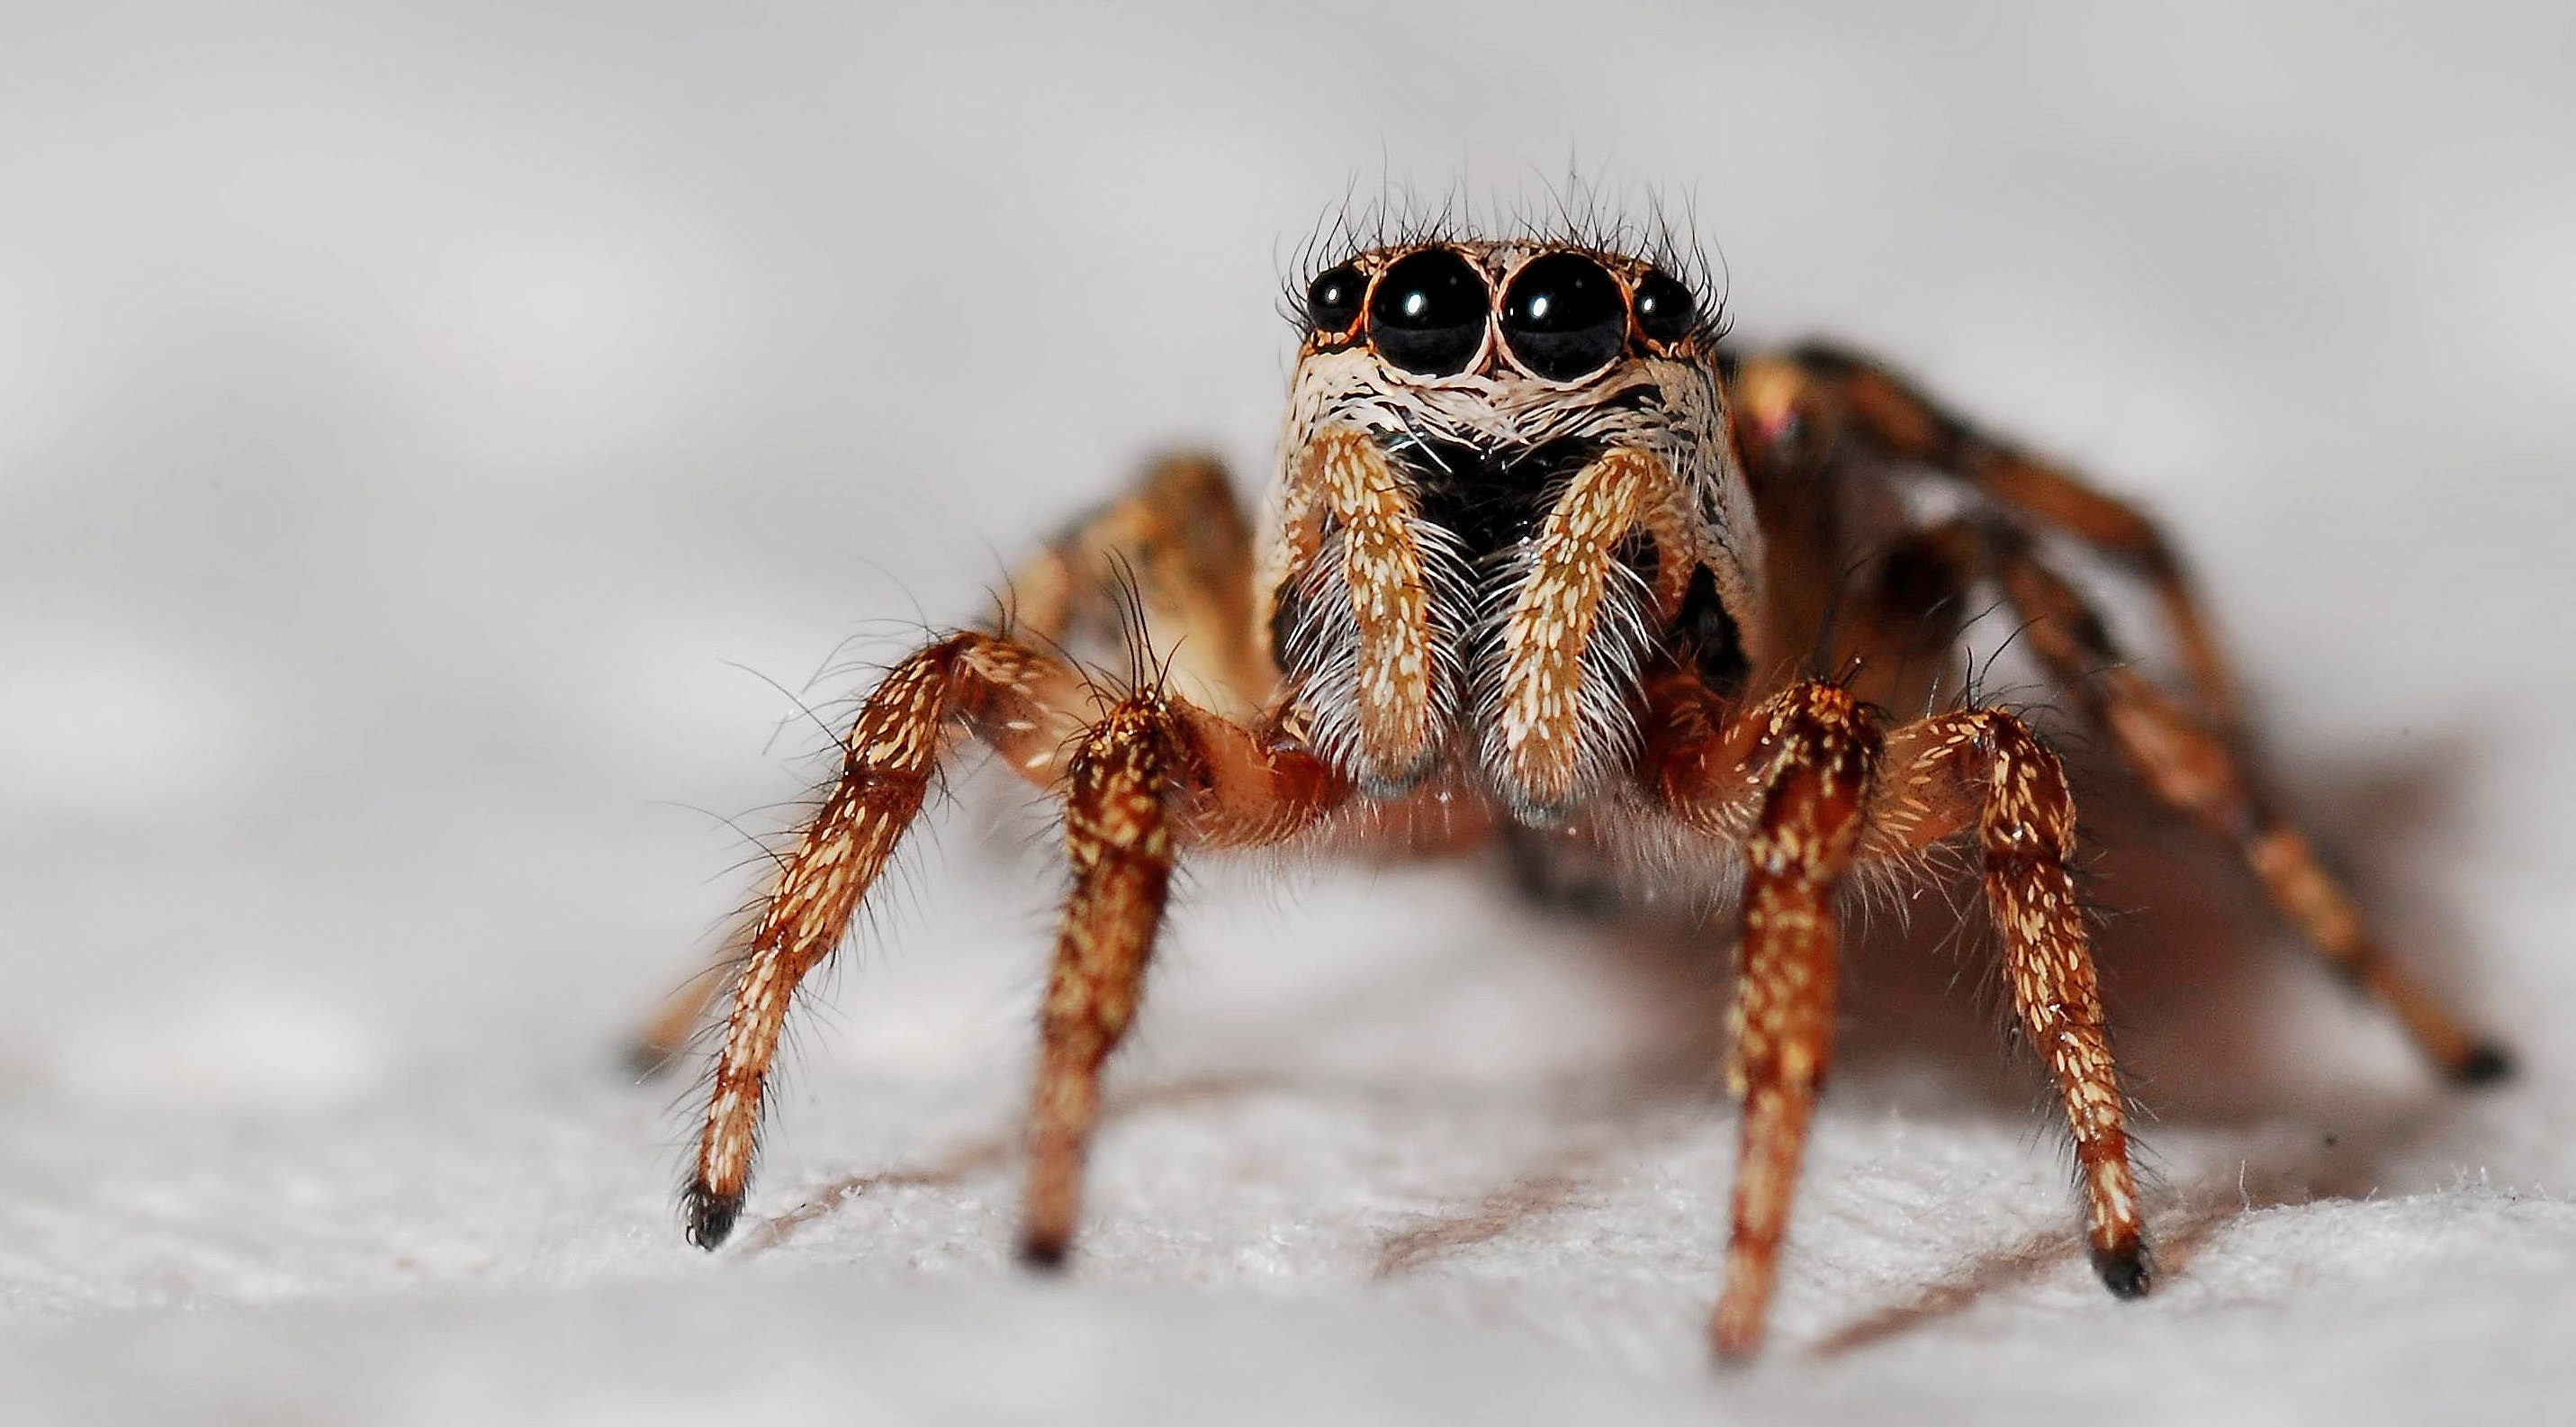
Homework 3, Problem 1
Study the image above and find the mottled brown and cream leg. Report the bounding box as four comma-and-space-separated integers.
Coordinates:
1864, 709, 2152, 1296
1712, 682, 1881, 1359
1012, 451, 1268, 716
682, 632, 1078, 1242
1646, 678, 1881, 1358
628, 454, 1270, 1074
1021, 697, 1180, 1264
680, 630, 1337, 1249
1644, 674, 2148, 1355
1987, 533, 2511, 1083
1732, 346, 2243, 731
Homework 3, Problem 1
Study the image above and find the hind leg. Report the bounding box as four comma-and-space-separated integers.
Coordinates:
1985, 528, 2509, 1082
1736, 347, 2509, 1083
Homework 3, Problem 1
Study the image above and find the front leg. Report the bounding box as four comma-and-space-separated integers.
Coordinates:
680, 630, 1338, 1249
1868, 710, 2151, 1296
1715, 682, 1881, 1359
684, 633, 1080, 1244
1022, 696, 1180, 1264
1652, 678, 1883, 1358
630, 452, 1269, 1073
1647, 676, 2149, 1356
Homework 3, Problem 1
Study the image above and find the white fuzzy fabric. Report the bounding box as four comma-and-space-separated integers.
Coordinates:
2, 4, 2572, 1422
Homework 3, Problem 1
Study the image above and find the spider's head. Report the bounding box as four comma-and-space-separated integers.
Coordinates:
1260, 238, 1769, 824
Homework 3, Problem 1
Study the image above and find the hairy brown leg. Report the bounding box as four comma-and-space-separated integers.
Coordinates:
1644, 675, 2149, 1353
680, 630, 1337, 1248
1986, 530, 2511, 1083
682, 633, 1070, 1242
1866, 709, 2152, 1296
1647, 679, 1881, 1359
1022, 696, 1180, 1264
1731, 346, 2242, 732
1013, 451, 1268, 715
1734, 348, 2508, 1080
628, 454, 1271, 1075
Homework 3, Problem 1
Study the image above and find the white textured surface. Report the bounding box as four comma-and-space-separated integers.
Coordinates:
3, 3, 2574, 1422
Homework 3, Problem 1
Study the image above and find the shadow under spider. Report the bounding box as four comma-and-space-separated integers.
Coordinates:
1359, 736, 2505, 1337
1809, 1094, 2463, 1359
737, 1074, 1278, 1253
1373, 1149, 1611, 1280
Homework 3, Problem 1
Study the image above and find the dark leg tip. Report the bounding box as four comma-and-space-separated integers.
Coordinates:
2092, 1239, 2154, 1300
2454, 1042, 2516, 1088
1017, 1235, 1070, 1273
623, 1039, 683, 1081
682, 1180, 743, 1251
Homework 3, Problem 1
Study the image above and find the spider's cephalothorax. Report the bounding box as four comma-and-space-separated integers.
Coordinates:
1259, 239, 1762, 822
639, 225, 2513, 1360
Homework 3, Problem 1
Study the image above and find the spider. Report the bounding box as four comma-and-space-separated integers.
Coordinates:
636, 221, 2511, 1359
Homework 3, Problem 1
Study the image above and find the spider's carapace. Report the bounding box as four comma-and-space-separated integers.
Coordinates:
638, 229, 2510, 1359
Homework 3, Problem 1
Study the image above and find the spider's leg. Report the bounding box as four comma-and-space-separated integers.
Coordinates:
681, 633, 1078, 1242
1734, 347, 2508, 1083
1986, 531, 2511, 1084
1649, 677, 1881, 1359
1644, 672, 2150, 1352
1022, 694, 1179, 1264
1013, 451, 1269, 716
1865, 707, 2153, 1298
628, 454, 1270, 1074
1732, 346, 2242, 732
680, 630, 1338, 1248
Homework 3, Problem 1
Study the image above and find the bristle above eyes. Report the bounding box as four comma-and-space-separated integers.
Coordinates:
1280, 174, 1725, 348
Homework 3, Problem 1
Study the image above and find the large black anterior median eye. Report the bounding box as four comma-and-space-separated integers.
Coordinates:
1500, 252, 1627, 380
1367, 248, 1488, 375
1305, 263, 1365, 337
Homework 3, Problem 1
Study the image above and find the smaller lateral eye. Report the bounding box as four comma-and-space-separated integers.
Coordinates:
1306, 263, 1365, 335
1632, 269, 1699, 344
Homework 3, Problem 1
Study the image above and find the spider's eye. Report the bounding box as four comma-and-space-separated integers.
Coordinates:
1366, 248, 1488, 376
1632, 269, 1699, 345
1500, 252, 1627, 381
1306, 263, 1365, 336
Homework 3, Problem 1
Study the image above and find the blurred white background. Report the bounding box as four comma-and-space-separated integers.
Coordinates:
1, 3, 2571, 1421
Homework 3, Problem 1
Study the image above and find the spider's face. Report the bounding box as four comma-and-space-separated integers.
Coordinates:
1261, 239, 1767, 823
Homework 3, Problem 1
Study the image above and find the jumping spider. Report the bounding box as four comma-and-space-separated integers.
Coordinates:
637, 223, 2511, 1358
